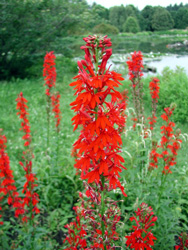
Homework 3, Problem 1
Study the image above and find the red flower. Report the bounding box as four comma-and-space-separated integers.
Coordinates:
43, 51, 56, 96
64, 207, 87, 250
0, 133, 24, 224
125, 203, 157, 250
127, 51, 144, 83
51, 91, 62, 131
70, 35, 127, 196
16, 93, 39, 222
159, 107, 182, 174
64, 184, 121, 249
175, 232, 188, 250
147, 77, 160, 131
16, 92, 31, 147
127, 51, 144, 124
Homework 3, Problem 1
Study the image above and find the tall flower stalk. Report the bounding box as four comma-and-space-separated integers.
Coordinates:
157, 105, 182, 205
16, 92, 40, 224
127, 51, 144, 125
148, 77, 160, 134
51, 91, 62, 166
68, 35, 127, 249
43, 51, 56, 149
0, 131, 24, 224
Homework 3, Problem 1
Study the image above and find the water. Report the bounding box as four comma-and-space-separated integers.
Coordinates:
110, 34, 188, 75
109, 53, 188, 76
145, 54, 188, 75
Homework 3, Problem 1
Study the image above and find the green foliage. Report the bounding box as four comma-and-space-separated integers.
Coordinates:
174, 7, 188, 29
123, 16, 140, 33
109, 5, 127, 32
0, 75, 81, 248
117, 77, 188, 249
93, 23, 119, 35
0, 0, 91, 79
158, 67, 188, 123
152, 7, 174, 31
91, 3, 109, 20
141, 5, 156, 31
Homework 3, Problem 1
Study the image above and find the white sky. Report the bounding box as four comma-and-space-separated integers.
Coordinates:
87, 0, 187, 10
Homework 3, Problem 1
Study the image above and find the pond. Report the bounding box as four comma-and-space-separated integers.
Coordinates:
145, 54, 188, 75
110, 34, 188, 75
110, 53, 188, 76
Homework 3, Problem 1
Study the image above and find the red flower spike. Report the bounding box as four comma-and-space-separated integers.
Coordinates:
51, 91, 62, 131
70, 35, 127, 196
64, 184, 121, 249
16, 93, 40, 222
43, 51, 56, 97
160, 107, 182, 174
126, 51, 144, 124
125, 203, 157, 250
127, 51, 144, 82
0, 133, 24, 224
149, 107, 182, 173
16, 92, 31, 147
147, 77, 160, 131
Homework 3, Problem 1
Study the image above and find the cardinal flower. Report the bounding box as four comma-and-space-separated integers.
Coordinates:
70, 35, 127, 196
16, 92, 39, 222
125, 203, 157, 250
0, 132, 24, 223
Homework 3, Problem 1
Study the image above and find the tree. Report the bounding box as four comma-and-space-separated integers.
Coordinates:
0, 0, 89, 79
91, 4, 109, 21
124, 5, 137, 17
174, 7, 188, 29
109, 5, 126, 32
152, 7, 174, 31
141, 5, 156, 31
123, 16, 140, 33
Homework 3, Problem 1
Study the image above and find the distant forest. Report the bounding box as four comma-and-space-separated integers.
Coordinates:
91, 2, 188, 33
1, 0, 188, 79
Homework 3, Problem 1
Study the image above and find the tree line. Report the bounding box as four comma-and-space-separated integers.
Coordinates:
0, 0, 188, 79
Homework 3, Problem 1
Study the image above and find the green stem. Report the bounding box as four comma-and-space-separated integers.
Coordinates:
56, 130, 59, 168
158, 173, 167, 205
101, 175, 107, 250
94, 42, 107, 250
46, 96, 51, 149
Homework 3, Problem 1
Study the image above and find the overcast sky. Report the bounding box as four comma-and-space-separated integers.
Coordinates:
87, 0, 187, 10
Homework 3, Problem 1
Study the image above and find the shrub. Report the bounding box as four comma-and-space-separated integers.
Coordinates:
123, 16, 140, 33
92, 23, 119, 35
157, 66, 188, 123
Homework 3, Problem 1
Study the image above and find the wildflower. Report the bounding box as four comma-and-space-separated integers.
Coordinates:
175, 232, 188, 250
43, 51, 57, 148
43, 51, 56, 96
125, 203, 157, 250
70, 35, 127, 196
127, 51, 144, 124
127, 51, 144, 83
16, 92, 40, 222
51, 91, 62, 132
148, 77, 160, 131
63, 206, 87, 250
160, 106, 182, 174
16, 92, 31, 147
0, 132, 24, 224
64, 184, 121, 249
149, 141, 161, 170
